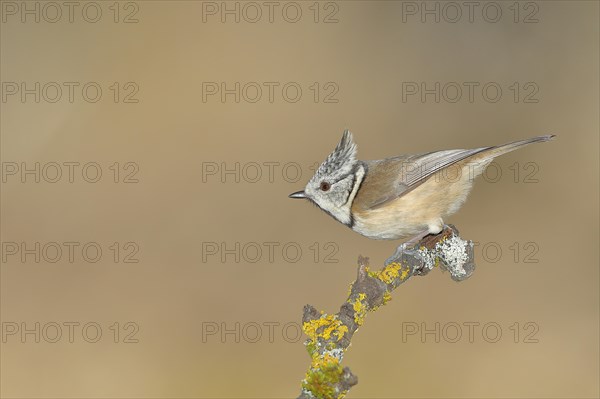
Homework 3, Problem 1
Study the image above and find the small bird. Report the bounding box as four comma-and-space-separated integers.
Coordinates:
289, 130, 554, 246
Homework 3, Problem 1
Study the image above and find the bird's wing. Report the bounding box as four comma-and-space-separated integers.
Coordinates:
358, 147, 490, 210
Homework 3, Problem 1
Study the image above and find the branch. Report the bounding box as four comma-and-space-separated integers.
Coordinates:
297, 225, 475, 399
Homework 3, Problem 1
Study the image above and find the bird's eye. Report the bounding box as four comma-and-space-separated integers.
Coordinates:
320, 182, 331, 191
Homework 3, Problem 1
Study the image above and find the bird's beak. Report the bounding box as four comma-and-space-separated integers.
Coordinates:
288, 191, 306, 199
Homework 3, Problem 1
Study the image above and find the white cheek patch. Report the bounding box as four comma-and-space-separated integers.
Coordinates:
345, 165, 365, 207
325, 165, 365, 226
330, 175, 353, 204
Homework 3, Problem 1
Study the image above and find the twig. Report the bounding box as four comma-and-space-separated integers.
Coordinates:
297, 225, 475, 399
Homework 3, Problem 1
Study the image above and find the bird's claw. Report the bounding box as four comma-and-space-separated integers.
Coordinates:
385, 242, 419, 266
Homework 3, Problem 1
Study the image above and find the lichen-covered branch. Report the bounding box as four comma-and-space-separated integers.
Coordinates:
297, 225, 475, 399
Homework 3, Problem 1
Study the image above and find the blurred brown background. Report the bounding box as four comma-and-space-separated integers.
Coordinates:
1, 1, 598, 398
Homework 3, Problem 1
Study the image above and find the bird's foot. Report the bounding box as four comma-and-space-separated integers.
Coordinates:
384, 230, 430, 266
384, 224, 476, 281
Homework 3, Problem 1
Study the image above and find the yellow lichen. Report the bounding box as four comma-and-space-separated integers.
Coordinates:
378, 262, 402, 284
366, 266, 379, 280
303, 313, 348, 344
302, 352, 344, 399
351, 293, 368, 326
399, 266, 410, 281
382, 291, 393, 304
333, 325, 348, 341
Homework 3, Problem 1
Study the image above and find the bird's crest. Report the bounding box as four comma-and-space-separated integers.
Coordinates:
310, 129, 358, 183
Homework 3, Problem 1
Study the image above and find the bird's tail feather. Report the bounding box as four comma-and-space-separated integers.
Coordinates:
484, 135, 555, 159
467, 135, 555, 175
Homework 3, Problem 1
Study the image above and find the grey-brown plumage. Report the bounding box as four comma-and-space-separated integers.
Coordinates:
289, 130, 554, 241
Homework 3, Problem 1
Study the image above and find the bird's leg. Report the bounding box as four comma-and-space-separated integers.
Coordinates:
385, 229, 431, 265
385, 216, 449, 265
384, 220, 451, 266
403, 230, 433, 248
